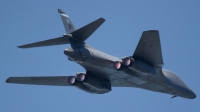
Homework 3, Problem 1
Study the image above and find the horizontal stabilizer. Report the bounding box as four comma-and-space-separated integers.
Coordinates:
71, 18, 105, 41
6, 76, 72, 86
133, 30, 164, 67
18, 37, 69, 48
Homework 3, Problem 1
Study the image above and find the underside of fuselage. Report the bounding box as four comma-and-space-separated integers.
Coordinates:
64, 44, 196, 99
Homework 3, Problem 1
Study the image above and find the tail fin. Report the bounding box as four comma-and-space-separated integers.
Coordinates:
58, 8, 105, 42
132, 30, 164, 67
58, 9, 76, 34
18, 9, 105, 48
70, 18, 105, 41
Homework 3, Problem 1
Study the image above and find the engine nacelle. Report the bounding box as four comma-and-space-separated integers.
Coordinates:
113, 61, 122, 70
68, 72, 111, 94
113, 56, 156, 76
113, 57, 133, 70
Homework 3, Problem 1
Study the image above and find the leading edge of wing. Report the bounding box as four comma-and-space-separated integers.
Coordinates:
6, 76, 72, 86
133, 30, 164, 67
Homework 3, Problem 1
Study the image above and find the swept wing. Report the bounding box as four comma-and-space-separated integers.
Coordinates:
6, 76, 72, 86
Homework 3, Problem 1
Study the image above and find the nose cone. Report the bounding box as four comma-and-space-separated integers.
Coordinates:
190, 91, 196, 99
184, 88, 196, 99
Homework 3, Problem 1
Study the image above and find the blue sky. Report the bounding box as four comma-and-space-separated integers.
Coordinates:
1, 0, 200, 112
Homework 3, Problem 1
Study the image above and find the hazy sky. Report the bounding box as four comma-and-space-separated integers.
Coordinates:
1, 1, 200, 112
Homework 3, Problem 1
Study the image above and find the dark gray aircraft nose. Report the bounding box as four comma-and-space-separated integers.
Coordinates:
185, 89, 196, 99
182, 87, 196, 99
190, 91, 196, 99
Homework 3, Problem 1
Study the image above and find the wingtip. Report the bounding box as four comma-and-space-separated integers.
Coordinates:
100, 18, 105, 22
18, 46, 23, 48
18, 45, 27, 49
6, 77, 10, 83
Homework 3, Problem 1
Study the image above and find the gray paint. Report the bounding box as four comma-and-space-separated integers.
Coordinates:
6, 9, 196, 99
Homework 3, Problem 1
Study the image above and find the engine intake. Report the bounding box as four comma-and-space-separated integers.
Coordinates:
112, 56, 156, 77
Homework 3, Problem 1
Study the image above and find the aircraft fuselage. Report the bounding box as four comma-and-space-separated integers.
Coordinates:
64, 44, 196, 99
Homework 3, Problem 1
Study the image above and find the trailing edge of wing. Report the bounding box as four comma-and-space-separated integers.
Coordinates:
132, 30, 164, 67
6, 76, 72, 86
71, 18, 105, 42
18, 36, 69, 48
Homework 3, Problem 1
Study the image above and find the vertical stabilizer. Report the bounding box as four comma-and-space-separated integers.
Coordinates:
18, 9, 105, 48
58, 9, 76, 34
132, 30, 164, 67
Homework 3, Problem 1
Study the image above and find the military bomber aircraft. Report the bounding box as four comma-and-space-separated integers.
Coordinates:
6, 9, 196, 99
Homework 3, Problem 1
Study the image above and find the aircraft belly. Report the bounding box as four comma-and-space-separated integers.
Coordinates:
139, 82, 167, 92
79, 60, 148, 87
78, 47, 174, 94
80, 61, 173, 93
